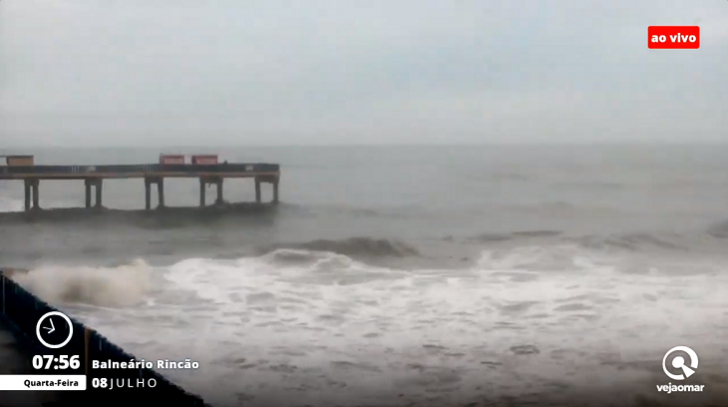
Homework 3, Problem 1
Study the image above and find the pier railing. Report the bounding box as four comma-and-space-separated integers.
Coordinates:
0, 270, 212, 406
0, 163, 280, 178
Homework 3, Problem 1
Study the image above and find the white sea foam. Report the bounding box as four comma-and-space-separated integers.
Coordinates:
13, 259, 152, 308
60, 247, 728, 406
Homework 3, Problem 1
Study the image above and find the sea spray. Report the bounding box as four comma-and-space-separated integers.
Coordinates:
12, 259, 152, 307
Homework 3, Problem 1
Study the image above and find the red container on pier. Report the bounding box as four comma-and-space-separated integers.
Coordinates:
159, 154, 186, 164
191, 155, 218, 165
5, 155, 34, 166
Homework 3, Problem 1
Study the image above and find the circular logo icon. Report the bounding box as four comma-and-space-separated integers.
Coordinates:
36, 311, 74, 349
662, 346, 699, 380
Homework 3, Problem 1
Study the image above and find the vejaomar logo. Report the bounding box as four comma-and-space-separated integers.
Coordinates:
657, 346, 705, 394
648, 26, 700, 49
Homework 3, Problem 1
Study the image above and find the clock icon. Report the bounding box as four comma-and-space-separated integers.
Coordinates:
36, 311, 74, 349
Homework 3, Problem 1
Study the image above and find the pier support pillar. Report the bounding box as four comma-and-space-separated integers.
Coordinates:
255, 178, 261, 203
85, 180, 92, 208
84, 179, 102, 209
24, 180, 31, 211
215, 178, 224, 205
31, 180, 40, 209
157, 178, 165, 208
144, 179, 151, 210
199, 178, 206, 207
144, 177, 164, 209
272, 179, 279, 204
95, 179, 103, 209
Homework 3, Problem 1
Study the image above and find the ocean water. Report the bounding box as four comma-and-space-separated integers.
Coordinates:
1, 145, 728, 406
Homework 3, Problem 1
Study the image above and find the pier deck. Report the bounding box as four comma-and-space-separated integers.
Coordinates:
0, 162, 281, 211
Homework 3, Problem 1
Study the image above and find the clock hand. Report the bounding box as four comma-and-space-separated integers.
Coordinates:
44, 318, 55, 334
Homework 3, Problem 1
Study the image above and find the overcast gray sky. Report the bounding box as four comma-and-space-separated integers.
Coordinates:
1, 0, 726, 147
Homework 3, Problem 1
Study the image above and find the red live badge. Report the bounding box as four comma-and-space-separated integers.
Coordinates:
648, 26, 700, 49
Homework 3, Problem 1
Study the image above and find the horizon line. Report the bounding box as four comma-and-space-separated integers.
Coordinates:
3, 141, 728, 150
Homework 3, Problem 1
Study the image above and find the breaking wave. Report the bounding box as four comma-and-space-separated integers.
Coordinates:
69, 245, 726, 407
568, 233, 690, 252
466, 229, 725, 255
258, 237, 421, 259
11, 259, 152, 307
467, 230, 562, 243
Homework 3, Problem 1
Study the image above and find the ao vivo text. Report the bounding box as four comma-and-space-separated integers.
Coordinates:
648, 26, 700, 49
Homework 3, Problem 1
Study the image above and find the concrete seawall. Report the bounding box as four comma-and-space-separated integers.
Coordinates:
0, 269, 212, 406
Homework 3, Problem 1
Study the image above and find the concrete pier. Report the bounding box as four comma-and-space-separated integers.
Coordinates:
85, 179, 92, 208
216, 178, 223, 204
96, 179, 103, 208
199, 178, 206, 207
84, 179, 103, 208
144, 177, 166, 209
32, 179, 39, 208
255, 175, 279, 204
158, 177, 165, 207
1, 160, 281, 211
23, 180, 30, 210
198, 177, 227, 207
23, 179, 41, 210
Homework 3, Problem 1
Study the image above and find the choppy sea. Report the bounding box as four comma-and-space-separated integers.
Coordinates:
1, 145, 727, 406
